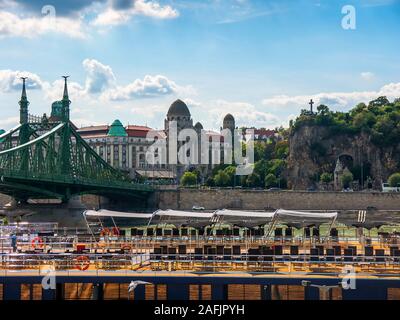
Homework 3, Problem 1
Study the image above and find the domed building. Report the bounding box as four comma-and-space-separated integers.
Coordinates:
223, 113, 235, 132
164, 100, 194, 179
164, 99, 193, 131
108, 119, 128, 137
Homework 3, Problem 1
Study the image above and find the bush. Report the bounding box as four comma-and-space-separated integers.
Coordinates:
214, 170, 231, 187
320, 172, 333, 183
388, 173, 400, 187
341, 172, 354, 189
180, 172, 197, 186
246, 173, 262, 188
265, 173, 277, 188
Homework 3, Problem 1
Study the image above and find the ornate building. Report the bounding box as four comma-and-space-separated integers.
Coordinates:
55, 99, 236, 183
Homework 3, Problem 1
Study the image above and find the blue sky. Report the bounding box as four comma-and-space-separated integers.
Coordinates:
0, 0, 399, 130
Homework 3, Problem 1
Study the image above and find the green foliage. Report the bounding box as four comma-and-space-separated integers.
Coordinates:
341, 172, 354, 189
388, 173, 400, 187
246, 173, 262, 188
2, 217, 9, 226
214, 170, 231, 187
320, 172, 333, 183
291, 96, 400, 147
265, 173, 277, 188
274, 140, 289, 159
180, 172, 198, 186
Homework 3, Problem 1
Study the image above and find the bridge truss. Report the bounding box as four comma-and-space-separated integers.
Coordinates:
0, 77, 153, 202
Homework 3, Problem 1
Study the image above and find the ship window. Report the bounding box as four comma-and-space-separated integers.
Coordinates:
145, 284, 167, 300
64, 283, 93, 300
227, 284, 261, 300
270, 285, 304, 300
20, 284, 42, 300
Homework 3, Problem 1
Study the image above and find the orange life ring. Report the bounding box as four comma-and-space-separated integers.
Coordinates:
112, 227, 120, 236
31, 236, 44, 249
121, 244, 131, 252
74, 255, 90, 271
100, 228, 111, 236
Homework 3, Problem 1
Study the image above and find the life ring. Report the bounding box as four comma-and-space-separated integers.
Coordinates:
121, 244, 131, 252
74, 255, 90, 271
31, 236, 44, 249
100, 228, 111, 236
112, 227, 120, 236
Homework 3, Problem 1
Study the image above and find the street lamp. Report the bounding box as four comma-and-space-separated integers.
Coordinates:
301, 280, 341, 300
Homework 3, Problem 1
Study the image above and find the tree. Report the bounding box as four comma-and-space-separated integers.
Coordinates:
352, 111, 376, 130
246, 173, 262, 188
369, 96, 390, 108
205, 176, 215, 187
341, 172, 354, 189
317, 104, 330, 116
223, 166, 237, 186
388, 173, 400, 187
214, 170, 230, 187
265, 173, 277, 188
180, 172, 197, 186
320, 172, 333, 183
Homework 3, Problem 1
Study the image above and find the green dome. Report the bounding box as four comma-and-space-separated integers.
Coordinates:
108, 119, 127, 137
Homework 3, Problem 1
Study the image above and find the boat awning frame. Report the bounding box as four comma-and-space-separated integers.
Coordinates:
212, 209, 275, 227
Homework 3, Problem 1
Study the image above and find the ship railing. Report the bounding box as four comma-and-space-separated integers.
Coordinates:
0, 252, 399, 277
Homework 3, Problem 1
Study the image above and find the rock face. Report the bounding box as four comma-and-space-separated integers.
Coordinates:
286, 125, 400, 190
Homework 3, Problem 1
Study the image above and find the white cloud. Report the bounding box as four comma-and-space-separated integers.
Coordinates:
131, 104, 166, 117
93, 0, 179, 26
102, 74, 188, 100
43, 79, 86, 102
208, 100, 281, 129
262, 82, 400, 112
82, 59, 116, 94
0, 69, 43, 92
0, 116, 19, 127
0, 11, 85, 39
361, 72, 375, 81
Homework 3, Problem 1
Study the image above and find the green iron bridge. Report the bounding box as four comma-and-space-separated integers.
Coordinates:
0, 77, 153, 203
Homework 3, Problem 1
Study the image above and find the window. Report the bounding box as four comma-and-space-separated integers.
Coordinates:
64, 283, 93, 300
227, 284, 261, 300
145, 284, 167, 300
20, 284, 42, 300
270, 285, 305, 300
103, 283, 130, 300
189, 284, 212, 300
388, 288, 400, 300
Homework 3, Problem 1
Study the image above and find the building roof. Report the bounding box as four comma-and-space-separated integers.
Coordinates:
77, 125, 109, 133
223, 113, 235, 122
167, 99, 191, 117
126, 125, 152, 138
108, 119, 128, 137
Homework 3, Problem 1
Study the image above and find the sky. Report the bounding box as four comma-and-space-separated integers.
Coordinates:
0, 0, 399, 131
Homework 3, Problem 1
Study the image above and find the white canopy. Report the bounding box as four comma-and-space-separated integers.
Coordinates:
149, 209, 214, 228
213, 209, 275, 227
270, 209, 338, 231
83, 210, 153, 220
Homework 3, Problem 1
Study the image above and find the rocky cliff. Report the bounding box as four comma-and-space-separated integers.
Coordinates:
286, 125, 400, 190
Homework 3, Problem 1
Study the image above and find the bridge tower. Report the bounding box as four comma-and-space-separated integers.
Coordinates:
18, 78, 31, 174
60, 76, 72, 177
